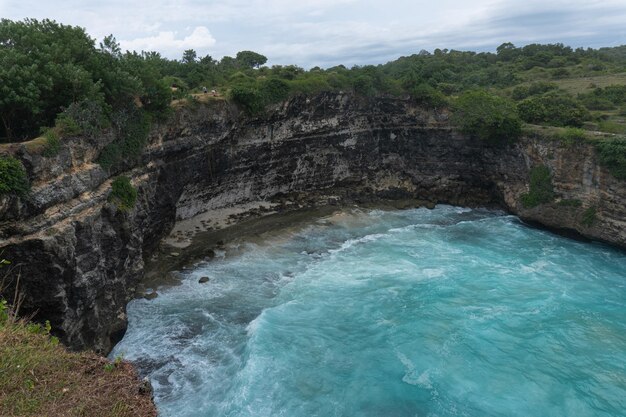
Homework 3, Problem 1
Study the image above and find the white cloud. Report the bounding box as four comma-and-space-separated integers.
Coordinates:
120, 26, 216, 55
2, 0, 626, 67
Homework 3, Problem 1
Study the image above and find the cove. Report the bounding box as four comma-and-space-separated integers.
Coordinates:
111, 206, 626, 417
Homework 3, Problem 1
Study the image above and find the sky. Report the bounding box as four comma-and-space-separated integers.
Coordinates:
1, 0, 626, 68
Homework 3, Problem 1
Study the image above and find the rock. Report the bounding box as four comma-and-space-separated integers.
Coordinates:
198, 276, 210, 284
144, 292, 159, 300
1, 92, 624, 354
138, 377, 153, 396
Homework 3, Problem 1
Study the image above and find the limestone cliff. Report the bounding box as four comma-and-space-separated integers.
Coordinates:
0, 93, 624, 353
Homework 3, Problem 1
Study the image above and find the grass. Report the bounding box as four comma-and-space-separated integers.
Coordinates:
0, 317, 156, 416
597, 120, 626, 134
551, 73, 626, 96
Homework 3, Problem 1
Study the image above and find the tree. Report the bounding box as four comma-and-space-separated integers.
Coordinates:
235, 50, 267, 69
0, 19, 99, 139
453, 90, 522, 143
182, 49, 197, 64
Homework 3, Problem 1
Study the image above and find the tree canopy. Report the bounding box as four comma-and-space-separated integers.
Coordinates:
2, 19, 626, 146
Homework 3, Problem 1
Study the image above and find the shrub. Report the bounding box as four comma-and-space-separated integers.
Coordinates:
595, 138, 626, 180
511, 82, 557, 100
140, 79, 172, 121
98, 109, 151, 172
581, 206, 597, 227
352, 75, 375, 96
260, 78, 290, 103
578, 95, 616, 111
453, 90, 522, 143
55, 98, 108, 138
517, 92, 590, 127
229, 85, 264, 114
108, 176, 137, 211
41, 129, 61, 157
0, 156, 29, 196
410, 83, 448, 108
521, 165, 554, 208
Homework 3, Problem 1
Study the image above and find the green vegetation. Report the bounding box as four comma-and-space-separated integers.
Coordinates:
554, 127, 588, 144
521, 165, 554, 208
41, 128, 61, 157
0, 156, 29, 196
517, 92, 590, 127
581, 206, 597, 227
453, 90, 521, 143
3, 18, 626, 181
0, 309, 155, 416
558, 199, 582, 207
108, 176, 137, 211
595, 138, 626, 180
98, 109, 151, 172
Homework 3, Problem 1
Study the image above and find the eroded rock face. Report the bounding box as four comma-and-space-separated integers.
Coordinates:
0, 93, 624, 352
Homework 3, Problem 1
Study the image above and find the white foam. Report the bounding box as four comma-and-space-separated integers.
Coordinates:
329, 233, 388, 254
396, 351, 433, 388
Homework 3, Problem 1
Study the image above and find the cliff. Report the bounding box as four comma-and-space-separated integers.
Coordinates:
0, 93, 624, 353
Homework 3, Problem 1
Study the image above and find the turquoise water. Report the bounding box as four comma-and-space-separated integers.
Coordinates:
111, 206, 626, 417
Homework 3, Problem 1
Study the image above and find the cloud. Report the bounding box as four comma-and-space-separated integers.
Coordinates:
120, 26, 216, 55
2, 0, 626, 67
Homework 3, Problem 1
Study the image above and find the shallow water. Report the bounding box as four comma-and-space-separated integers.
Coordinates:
111, 206, 626, 417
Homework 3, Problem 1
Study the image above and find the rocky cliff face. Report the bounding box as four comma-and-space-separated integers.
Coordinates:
1, 93, 624, 353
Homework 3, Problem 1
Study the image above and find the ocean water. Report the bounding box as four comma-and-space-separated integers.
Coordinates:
111, 206, 626, 417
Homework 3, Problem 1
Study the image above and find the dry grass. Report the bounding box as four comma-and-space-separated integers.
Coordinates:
0, 320, 156, 417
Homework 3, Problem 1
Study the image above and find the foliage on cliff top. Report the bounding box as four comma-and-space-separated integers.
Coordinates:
0, 155, 29, 196
595, 137, 626, 180
452, 90, 522, 143
3, 18, 626, 144
0, 313, 156, 416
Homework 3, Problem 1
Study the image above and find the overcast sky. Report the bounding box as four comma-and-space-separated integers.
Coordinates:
2, 0, 625, 68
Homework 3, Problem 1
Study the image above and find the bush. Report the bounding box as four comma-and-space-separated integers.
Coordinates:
260, 78, 290, 103
0, 156, 29, 196
511, 82, 557, 100
581, 206, 597, 227
595, 138, 626, 180
229, 85, 264, 114
517, 92, 590, 127
578, 95, 616, 111
98, 109, 151, 172
140, 79, 172, 120
41, 129, 61, 157
410, 83, 448, 108
521, 165, 554, 208
55, 98, 108, 138
453, 90, 522, 143
109, 176, 137, 211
